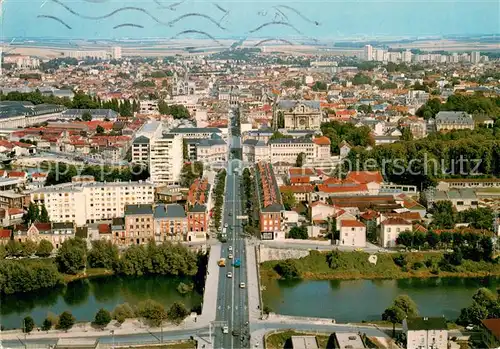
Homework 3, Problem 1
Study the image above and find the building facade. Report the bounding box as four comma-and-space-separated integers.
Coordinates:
403, 317, 448, 349
275, 100, 322, 130
149, 133, 183, 186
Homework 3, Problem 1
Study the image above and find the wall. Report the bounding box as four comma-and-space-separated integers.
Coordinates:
258, 245, 310, 262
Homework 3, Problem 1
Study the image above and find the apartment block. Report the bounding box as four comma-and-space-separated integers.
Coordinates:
149, 133, 183, 186
124, 204, 154, 245
153, 204, 187, 242
30, 180, 155, 226
255, 162, 284, 240
186, 178, 210, 241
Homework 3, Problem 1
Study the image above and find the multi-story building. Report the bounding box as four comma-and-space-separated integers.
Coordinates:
149, 133, 183, 186
403, 317, 448, 349
275, 100, 322, 130
363, 45, 373, 61
380, 217, 412, 247
124, 204, 154, 245
139, 100, 159, 115
131, 136, 150, 165
186, 178, 210, 241
435, 111, 474, 132
14, 222, 75, 249
30, 181, 155, 226
195, 135, 227, 164
243, 136, 330, 164
111, 46, 122, 59
255, 162, 284, 240
153, 204, 187, 242
339, 220, 366, 247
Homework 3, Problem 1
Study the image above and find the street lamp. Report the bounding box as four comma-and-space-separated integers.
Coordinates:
110, 330, 115, 349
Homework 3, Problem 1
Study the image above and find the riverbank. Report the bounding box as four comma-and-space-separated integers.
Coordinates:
260, 250, 500, 281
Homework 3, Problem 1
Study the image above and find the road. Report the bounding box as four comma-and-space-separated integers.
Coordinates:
213, 107, 250, 349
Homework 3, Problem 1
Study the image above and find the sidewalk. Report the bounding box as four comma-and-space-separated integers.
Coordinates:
198, 243, 221, 325
245, 240, 261, 322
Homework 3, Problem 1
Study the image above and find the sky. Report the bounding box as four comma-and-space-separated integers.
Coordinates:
1, 0, 499, 41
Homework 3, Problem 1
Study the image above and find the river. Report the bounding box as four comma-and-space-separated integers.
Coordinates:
0, 275, 202, 330
262, 276, 500, 322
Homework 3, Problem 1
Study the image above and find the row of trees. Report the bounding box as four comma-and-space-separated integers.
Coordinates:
157, 101, 191, 119
395, 229, 493, 259
0, 239, 54, 259
24, 202, 50, 224
0, 260, 63, 295
241, 168, 260, 236
416, 94, 500, 119
287, 226, 308, 240
457, 288, 500, 326
382, 295, 419, 336
430, 202, 494, 230
21, 300, 191, 333
321, 121, 373, 154
344, 127, 500, 189
212, 170, 226, 232
45, 163, 149, 186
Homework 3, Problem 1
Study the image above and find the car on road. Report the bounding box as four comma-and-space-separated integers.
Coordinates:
240, 282, 246, 288
466, 324, 474, 331
224, 223, 228, 228
228, 212, 232, 216
222, 326, 229, 334
227, 272, 232, 278
228, 246, 233, 251
228, 253, 233, 259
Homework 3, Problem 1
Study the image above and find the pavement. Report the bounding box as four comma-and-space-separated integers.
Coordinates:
212, 107, 250, 349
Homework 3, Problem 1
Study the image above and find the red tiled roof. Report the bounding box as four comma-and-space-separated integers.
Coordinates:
31, 172, 47, 178
340, 220, 366, 228
482, 319, 500, 341
322, 177, 342, 185
34, 223, 51, 232
290, 176, 310, 184
313, 136, 331, 146
8, 208, 24, 215
98, 224, 111, 234
413, 224, 427, 233
0, 229, 11, 239
8, 171, 26, 178
289, 168, 315, 176
317, 184, 368, 193
381, 218, 411, 226
360, 210, 379, 220
384, 212, 422, 221
280, 185, 314, 193
346, 171, 384, 184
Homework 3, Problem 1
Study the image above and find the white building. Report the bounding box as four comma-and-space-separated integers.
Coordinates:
30, 181, 155, 226
403, 317, 448, 349
149, 133, 183, 186
339, 220, 366, 247
131, 136, 150, 165
139, 100, 159, 115
364, 45, 373, 61
196, 135, 227, 164
380, 217, 412, 247
112, 46, 122, 60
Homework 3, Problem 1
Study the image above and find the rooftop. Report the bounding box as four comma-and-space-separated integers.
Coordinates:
405, 317, 447, 331
125, 204, 153, 216
335, 333, 366, 349
290, 336, 319, 349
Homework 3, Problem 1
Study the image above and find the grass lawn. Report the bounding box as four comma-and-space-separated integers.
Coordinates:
265, 330, 331, 349
261, 250, 500, 280
63, 268, 114, 282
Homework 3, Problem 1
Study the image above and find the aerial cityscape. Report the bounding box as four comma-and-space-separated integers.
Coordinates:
0, 0, 499, 349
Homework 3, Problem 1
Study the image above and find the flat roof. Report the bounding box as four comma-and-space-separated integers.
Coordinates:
290, 336, 319, 349
335, 333, 365, 349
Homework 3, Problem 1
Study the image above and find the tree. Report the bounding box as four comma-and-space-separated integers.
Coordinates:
36, 239, 54, 257
382, 306, 405, 337
382, 295, 419, 337
288, 226, 308, 240
295, 152, 306, 167
55, 238, 87, 275
5, 240, 22, 257
312, 81, 327, 91
24, 202, 39, 224
401, 128, 414, 141
274, 259, 300, 279
426, 230, 440, 249
96, 125, 105, 134
93, 308, 112, 328
81, 111, 92, 122
396, 231, 413, 247
112, 303, 135, 324
393, 295, 419, 317
136, 300, 167, 327
39, 205, 50, 223
430, 201, 456, 229
167, 301, 190, 324
57, 311, 75, 331
21, 240, 38, 257
180, 162, 203, 188
22, 316, 35, 333
88, 240, 119, 269
0, 245, 5, 259
41, 318, 53, 331
281, 190, 297, 210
